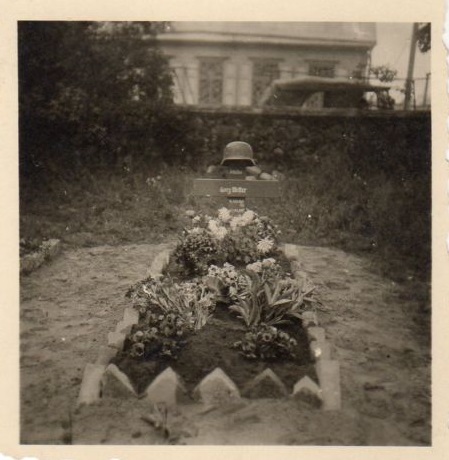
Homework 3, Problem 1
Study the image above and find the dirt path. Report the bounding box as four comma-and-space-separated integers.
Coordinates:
19, 242, 430, 445
20, 242, 172, 444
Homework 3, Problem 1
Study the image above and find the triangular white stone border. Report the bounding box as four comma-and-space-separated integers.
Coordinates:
77, 244, 341, 411
242, 367, 288, 398
145, 366, 187, 406
193, 367, 241, 405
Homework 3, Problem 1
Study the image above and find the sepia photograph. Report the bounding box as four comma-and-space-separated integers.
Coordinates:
15, 19, 435, 447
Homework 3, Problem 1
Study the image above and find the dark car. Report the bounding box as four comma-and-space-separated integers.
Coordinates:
258, 76, 395, 110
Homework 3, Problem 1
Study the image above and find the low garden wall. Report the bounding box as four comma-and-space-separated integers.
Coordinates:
174, 107, 430, 175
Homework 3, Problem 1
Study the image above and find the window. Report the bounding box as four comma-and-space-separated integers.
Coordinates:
252, 59, 280, 104
302, 92, 324, 109
308, 61, 336, 78
198, 58, 224, 105
352, 68, 363, 80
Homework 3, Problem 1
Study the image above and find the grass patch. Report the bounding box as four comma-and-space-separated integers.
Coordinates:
20, 158, 430, 284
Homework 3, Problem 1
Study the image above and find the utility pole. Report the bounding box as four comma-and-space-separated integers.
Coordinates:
422, 72, 430, 107
404, 23, 419, 110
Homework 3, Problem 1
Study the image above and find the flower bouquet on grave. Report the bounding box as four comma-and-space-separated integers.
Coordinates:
116, 207, 319, 395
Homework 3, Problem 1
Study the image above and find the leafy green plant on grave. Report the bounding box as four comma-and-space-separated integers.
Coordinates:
228, 273, 312, 328
128, 311, 189, 359
205, 258, 286, 303
227, 272, 319, 361
127, 276, 215, 324
172, 228, 222, 276
233, 324, 298, 361
125, 276, 215, 359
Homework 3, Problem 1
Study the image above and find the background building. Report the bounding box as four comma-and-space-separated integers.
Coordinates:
157, 22, 377, 107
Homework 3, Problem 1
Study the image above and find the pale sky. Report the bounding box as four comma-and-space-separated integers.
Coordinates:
371, 23, 431, 105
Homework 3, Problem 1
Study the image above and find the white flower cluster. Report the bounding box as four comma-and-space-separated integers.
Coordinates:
246, 258, 278, 274
189, 227, 204, 235
218, 207, 232, 223
208, 262, 238, 285
208, 219, 219, 230
242, 210, 255, 223
184, 209, 277, 259
257, 237, 274, 254
184, 214, 205, 236
208, 219, 228, 241
246, 261, 263, 273
229, 209, 256, 230
262, 257, 276, 267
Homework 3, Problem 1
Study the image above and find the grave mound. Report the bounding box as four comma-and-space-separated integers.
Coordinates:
110, 208, 320, 399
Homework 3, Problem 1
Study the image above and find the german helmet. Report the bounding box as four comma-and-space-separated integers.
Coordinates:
221, 141, 257, 166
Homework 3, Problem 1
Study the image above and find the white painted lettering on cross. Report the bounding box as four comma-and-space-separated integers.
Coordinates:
219, 186, 247, 195
193, 178, 280, 199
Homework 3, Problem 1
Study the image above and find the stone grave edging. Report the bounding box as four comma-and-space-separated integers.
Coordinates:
77, 244, 341, 411
283, 243, 341, 411
20, 239, 61, 275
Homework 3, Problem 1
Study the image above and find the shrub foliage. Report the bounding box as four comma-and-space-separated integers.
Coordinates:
19, 21, 197, 179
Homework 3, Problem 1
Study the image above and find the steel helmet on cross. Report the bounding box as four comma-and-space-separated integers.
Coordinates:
220, 141, 257, 167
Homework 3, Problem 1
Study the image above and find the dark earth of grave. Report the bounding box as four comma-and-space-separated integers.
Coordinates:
113, 301, 317, 396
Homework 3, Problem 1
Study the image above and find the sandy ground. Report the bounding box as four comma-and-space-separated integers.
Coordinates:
20, 242, 430, 445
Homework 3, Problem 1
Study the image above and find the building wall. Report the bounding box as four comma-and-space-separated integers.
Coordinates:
158, 22, 375, 107
164, 43, 370, 106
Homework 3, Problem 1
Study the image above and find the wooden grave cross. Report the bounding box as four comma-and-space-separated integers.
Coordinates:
193, 164, 281, 211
